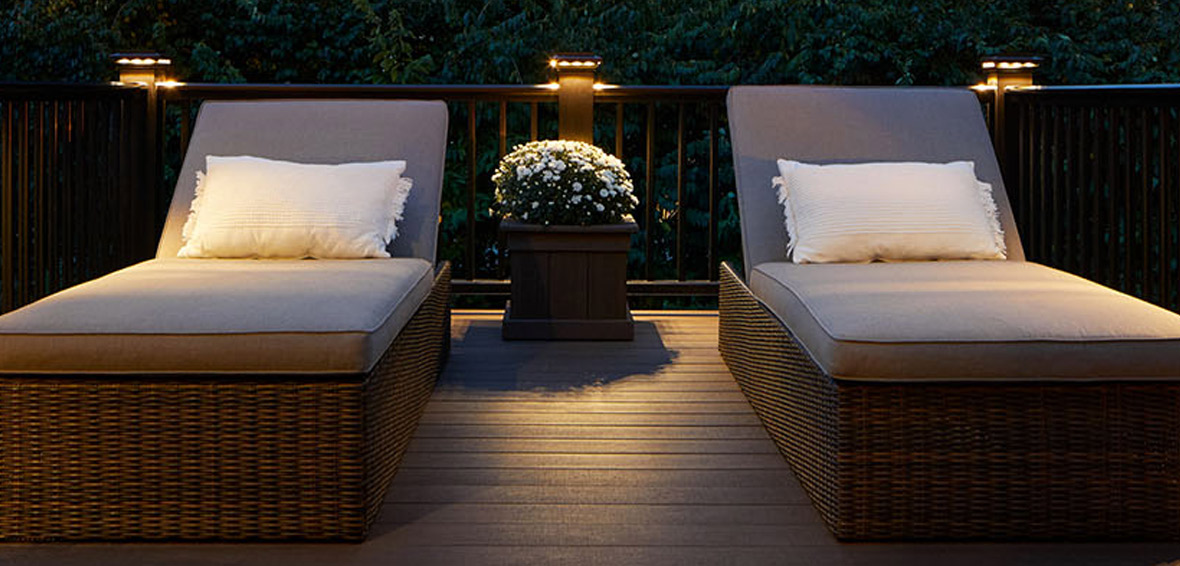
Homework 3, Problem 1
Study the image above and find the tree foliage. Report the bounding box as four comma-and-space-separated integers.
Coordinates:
4, 0, 1179, 85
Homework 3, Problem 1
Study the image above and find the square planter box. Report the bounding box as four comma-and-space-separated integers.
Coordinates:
500, 219, 637, 340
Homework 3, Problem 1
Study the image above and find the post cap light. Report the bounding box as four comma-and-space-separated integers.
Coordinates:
980, 55, 1042, 72
110, 52, 172, 68
549, 53, 602, 72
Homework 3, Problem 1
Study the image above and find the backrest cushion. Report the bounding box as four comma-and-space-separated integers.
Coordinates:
157, 100, 448, 262
727, 86, 1024, 278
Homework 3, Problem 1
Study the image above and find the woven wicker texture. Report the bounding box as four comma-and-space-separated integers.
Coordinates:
0, 263, 450, 542
719, 262, 1180, 540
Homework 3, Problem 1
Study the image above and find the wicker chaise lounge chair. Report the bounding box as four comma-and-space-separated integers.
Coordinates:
720, 86, 1180, 540
0, 100, 450, 541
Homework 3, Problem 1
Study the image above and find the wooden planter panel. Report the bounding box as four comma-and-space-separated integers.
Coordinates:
501, 221, 636, 340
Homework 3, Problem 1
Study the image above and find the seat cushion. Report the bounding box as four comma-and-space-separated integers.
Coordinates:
750, 261, 1180, 382
0, 258, 433, 375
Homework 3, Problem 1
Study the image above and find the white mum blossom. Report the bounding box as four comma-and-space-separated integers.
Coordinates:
493, 139, 637, 225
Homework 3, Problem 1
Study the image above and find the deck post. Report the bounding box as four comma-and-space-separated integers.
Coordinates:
111, 52, 170, 260
551, 53, 601, 143
982, 55, 1040, 162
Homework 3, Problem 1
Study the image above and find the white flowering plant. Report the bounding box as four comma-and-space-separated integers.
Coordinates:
492, 140, 638, 226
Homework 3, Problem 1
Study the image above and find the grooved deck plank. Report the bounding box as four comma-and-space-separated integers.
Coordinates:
407, 437, 777, 454
411, 424, 771, 440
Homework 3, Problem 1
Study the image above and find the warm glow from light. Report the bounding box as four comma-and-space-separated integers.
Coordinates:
970, 83, 996, 92
156, 80, 184, 88
539, 82, 560, 90
981, 61, 996, 69
592, 83, 617, 91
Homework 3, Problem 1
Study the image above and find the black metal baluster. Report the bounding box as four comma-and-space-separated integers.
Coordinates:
1107, 106, 1118, 289
1037, 102, 1049, 262
18, 101, 29, 307
35, 101, 45, 300
1089, 104, 1103, 285
1063, 105, 1075, 273
707, 102, 718, 281
1141, 107, 1151, 301
1123, 106, 1134, 293
47, 101, 58, 294
117, 96, 133, 264
1015, 98, 1028, 243
644, 102, 654, 281
1, 102, 13, 313
497, 101, 507, 281
529, 102, 538, 142
180, 99, 192, 159
467, 100, 477, 280
1051, 104, 1062, 264
675, 103, 685, 282
1075, 105, 1088, 278
615, 103, 624, 159
1160, 106, 1170, 308
65, 100, 77, 286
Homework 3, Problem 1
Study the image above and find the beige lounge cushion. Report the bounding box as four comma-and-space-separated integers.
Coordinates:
0, 258, 433, 375
750, 260, 1180, 382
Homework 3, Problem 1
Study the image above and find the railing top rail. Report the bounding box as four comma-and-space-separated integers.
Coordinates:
594, 85, 728, 101
157, 82, 731, 103
1013, 83, 1180, 91
1006, 84, 1180, 102
0, 82, 144, 97
161, 83, 559, 102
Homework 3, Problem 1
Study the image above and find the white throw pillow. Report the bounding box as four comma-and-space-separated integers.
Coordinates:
773, 160, 1006, 263
178, 155, 413, 259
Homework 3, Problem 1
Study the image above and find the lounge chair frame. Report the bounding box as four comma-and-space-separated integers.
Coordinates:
720, 261, 1180, 540
0, 263, 450, 541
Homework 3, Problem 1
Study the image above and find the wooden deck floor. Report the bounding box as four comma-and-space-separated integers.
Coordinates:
5, 311, 1180, 565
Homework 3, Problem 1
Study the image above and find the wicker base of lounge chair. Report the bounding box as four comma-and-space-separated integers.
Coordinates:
718, 262, 1180, 541
0, 263, 450, 542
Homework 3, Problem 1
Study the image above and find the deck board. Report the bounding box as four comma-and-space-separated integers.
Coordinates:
4, 310, 1180, 565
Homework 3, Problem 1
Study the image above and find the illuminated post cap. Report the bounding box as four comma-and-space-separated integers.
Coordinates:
549, 53, 603, 72
110, 52, 173, 69
980, 55, 1043, 72
110, 52, 173, 88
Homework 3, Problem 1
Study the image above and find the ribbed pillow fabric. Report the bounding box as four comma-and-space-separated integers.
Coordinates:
773, 160, 1006, 263
178, 156, 413, 259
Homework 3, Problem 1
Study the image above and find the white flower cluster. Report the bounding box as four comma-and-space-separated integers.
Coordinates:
493, 140, 638, 226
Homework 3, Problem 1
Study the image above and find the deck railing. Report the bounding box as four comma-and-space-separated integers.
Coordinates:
1001, 85, 1180, 311
0, 83, 150, 313
1, 75, 1178, 314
